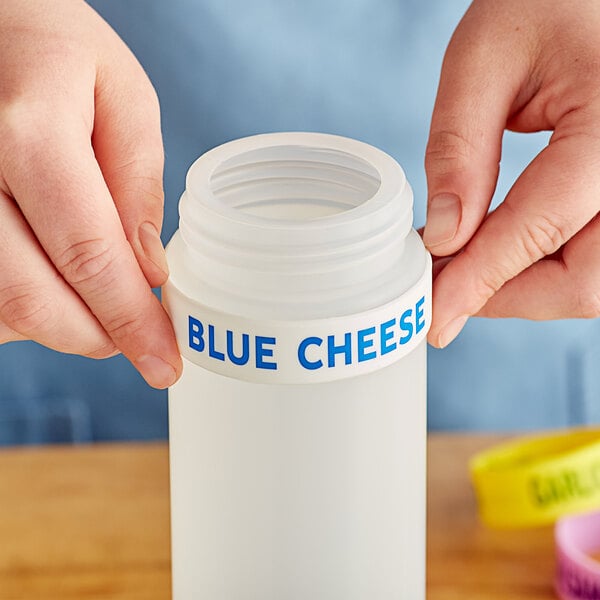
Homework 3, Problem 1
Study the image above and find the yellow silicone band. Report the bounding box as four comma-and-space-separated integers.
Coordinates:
470, 428, 600, 529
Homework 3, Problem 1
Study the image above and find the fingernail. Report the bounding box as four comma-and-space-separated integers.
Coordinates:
438, 315, 469, 348
136, 354, 178, 389
423, 193, 462, 249
139, 222, 169, 279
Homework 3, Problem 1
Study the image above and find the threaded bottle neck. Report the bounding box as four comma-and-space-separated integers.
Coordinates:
173, 132, 421, 319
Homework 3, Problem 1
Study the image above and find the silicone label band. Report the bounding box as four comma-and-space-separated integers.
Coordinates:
163, 258, 431, 384
556, 511, 600, 600
470, 428, 600, 529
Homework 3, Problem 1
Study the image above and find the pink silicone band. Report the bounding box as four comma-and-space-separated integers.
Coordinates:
556, 511, 600, 600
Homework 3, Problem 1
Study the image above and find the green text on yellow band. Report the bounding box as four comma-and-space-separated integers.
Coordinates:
470, 429, 600, 529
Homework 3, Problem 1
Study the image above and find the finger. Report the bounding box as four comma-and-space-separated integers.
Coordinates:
0, 322, 26, 345
429, 132, 600, 347
477, 213, 600, 320
432, 255, 453, 282
423, 2, 533, 256
93, 48, 168, 289
2, 116, 182, 388
0, 191, 115, 358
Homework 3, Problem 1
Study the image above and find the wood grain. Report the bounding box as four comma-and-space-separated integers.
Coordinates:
427, 434, 556, 600
0, 443, 170, 600
0, 435, 559, 599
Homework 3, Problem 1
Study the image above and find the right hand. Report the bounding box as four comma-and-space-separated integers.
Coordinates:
423, 0, 600, 348
0, 0, 182, 388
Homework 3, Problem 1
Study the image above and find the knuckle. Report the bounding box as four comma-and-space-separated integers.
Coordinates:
520, 214, 569, 263
0, 101, 64, 144
473, 265, 506, 305
0, 104, 51, 167
56, 238, 118, 288
109, 159, 164, 207
462, 246, 509, 308
0, 103, 83, 182
102, 312, 145, 341
0, 101, 38, 136
0, 284, 54, 335
425, 129, 475, 173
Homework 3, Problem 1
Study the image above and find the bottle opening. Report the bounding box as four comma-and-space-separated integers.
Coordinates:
209, 145, 381, 221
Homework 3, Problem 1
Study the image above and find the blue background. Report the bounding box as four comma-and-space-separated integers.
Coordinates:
1, 0, 598, 444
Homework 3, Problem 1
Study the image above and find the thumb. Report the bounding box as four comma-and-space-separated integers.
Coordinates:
423, 3, 529, 256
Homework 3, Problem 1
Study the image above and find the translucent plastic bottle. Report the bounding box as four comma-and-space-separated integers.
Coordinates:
163, 132, 431, 599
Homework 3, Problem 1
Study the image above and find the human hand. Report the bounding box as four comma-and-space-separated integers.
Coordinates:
0, 0, 182, 388
423, 0, 600, 347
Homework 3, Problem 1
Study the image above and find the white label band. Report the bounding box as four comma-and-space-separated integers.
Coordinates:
163, 259, 431, 384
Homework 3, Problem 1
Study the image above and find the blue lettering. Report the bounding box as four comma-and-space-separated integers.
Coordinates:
399, 309, 414, 345
327, 333, 352, 368
226, 330, 250, 366
298, 337, 323, 370
256, 336, 277, 370
380, 318, 397, 355
188, 316, 205, 352
357, 326, 377, 362
415, 296, 426, 334
208, 324, 225, 361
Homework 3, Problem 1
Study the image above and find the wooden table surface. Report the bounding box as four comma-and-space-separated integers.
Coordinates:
0, 434, 558, 600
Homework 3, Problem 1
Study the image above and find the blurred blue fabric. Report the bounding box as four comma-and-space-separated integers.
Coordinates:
0, 0, 597, 445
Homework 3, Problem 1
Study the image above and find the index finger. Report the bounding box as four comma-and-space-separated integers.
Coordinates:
3, 117, 182, 388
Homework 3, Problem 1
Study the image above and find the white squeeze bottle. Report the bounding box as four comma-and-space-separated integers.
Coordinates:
163, 132, 431, 599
